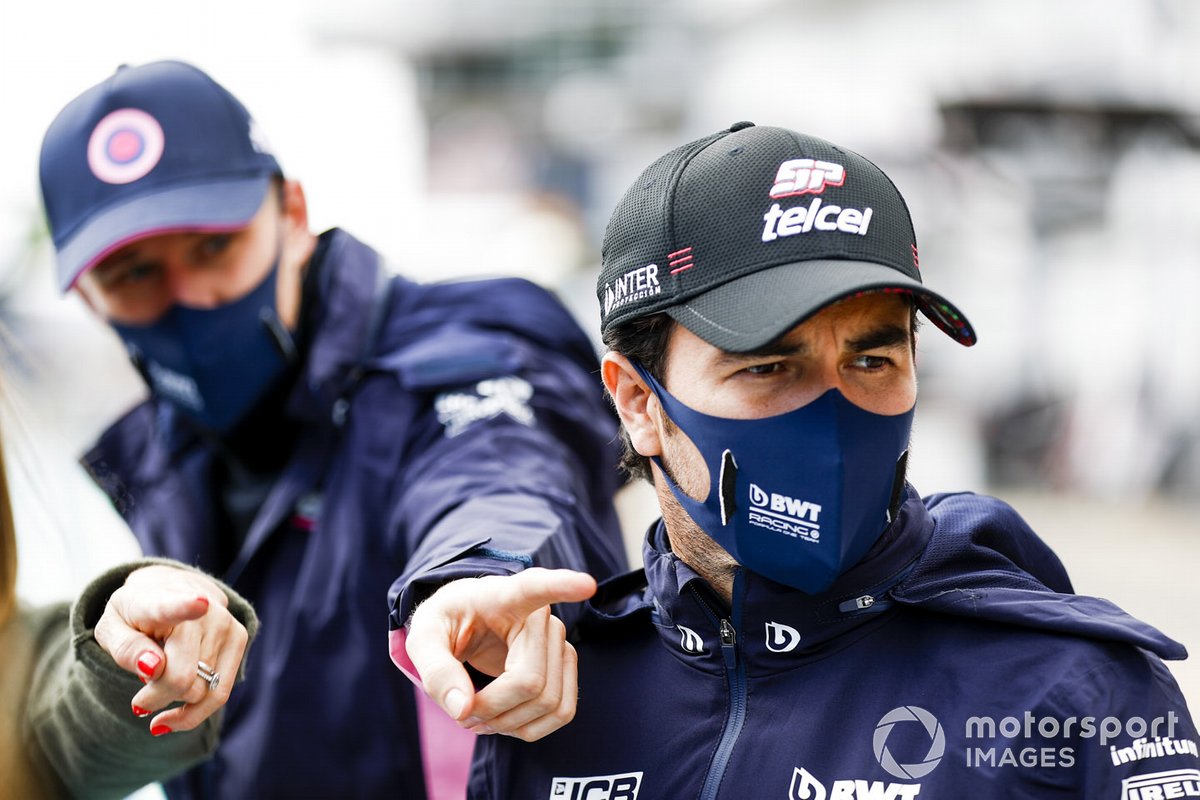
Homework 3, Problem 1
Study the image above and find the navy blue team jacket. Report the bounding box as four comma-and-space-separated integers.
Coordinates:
471, 489, 1199, 799
83, 229, 627, 799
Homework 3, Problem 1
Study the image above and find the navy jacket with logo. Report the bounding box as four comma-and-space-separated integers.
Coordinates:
83, 229, 627, 799
471, 489, 1199, 800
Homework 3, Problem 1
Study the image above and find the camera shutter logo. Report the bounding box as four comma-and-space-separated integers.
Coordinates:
872, 706, 946, 780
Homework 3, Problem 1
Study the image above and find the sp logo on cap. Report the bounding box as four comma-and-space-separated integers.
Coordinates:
769, 158, 845, 199
87, 108, 165, 185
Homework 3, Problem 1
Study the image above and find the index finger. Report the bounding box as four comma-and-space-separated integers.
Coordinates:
487, 569, 598, 624
114, 589, 212, 636
95, 593, 211, 677
405, 569, 596, 722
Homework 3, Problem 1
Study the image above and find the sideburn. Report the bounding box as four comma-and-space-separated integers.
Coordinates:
655, 410, 712, 503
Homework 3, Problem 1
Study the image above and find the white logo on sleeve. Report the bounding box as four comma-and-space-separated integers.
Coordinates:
434, 376, 534, 437
1121, 769, 1200, 799
765, 621, 802, 653
1112, 736, 1200, 766
550, 772, 642, 799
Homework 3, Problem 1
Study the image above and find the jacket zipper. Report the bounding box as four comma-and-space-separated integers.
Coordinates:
692, 589, 747, 800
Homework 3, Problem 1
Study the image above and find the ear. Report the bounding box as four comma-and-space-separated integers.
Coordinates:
280, 179, 310, 235
601, 352, 664, 458
276, 179, 317, 330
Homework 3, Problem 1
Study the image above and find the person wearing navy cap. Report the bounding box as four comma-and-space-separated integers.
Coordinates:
424, 123, 1199, 798
39, 60, 628, 798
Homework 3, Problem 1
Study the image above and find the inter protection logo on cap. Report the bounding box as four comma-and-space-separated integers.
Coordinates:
86, 108, 165, 185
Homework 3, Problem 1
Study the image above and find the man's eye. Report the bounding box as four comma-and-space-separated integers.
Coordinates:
130, 263, 159, 281
198, 234, 232, 258
851, 355, 890, 369
743, 362, 782, 376
103, 263, 158, 287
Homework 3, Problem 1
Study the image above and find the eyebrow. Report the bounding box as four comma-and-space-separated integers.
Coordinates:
714, 323, 911, 366
846, 324, 911, 353
714, 339, 809, 367
96, 250, 139, 269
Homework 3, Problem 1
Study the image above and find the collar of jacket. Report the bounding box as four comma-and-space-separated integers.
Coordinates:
282, 228, 394, 426
641, 484, 932, 675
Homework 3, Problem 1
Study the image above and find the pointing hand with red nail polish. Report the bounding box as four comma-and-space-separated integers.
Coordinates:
94, 565, 249, 734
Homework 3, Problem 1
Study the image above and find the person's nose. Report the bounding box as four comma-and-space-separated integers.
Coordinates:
812, 359, 844, 396
163, 265, 228, 310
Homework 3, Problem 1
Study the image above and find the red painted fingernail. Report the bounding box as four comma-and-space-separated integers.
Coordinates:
132, 706, 150, 718
196, 596, 209, 607
138, 675, 147, 685
136, 652, 161, 678
150, 725, 172, 737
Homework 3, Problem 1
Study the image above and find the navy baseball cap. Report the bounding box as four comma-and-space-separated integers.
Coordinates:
598, 122, 975, 351
39, 60, 281, 291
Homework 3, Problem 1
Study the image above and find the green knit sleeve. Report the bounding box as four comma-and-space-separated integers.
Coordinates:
23, 558, 259, 800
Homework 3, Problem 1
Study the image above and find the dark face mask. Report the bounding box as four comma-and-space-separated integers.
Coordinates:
111, 243, 297, 434
634, 362, 913, 594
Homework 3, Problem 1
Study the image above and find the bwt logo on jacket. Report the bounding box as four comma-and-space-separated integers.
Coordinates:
748, 483, 822, 543
789, 767, 920, 800
550, 771, 642, 800
762, 158, 873, 242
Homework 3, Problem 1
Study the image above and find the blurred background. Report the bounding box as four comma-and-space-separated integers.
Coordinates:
1, 0, 1197, 752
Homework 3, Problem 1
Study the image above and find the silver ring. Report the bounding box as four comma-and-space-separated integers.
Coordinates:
197, 660, 220, 692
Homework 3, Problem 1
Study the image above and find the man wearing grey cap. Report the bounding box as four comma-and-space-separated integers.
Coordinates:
38, 60, 629, 798
407, 122, 1198, 798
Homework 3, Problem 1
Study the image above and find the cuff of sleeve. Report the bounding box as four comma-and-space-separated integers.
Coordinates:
393, 551, 529, 632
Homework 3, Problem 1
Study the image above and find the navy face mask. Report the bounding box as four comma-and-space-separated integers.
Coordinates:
634, 362, 914, 594
112, 246, 298, 434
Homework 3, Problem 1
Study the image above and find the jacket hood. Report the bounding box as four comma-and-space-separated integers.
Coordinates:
891, 491, 1187, 661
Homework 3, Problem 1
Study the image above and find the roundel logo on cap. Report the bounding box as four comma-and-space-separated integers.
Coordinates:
87, 108, 165, 185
